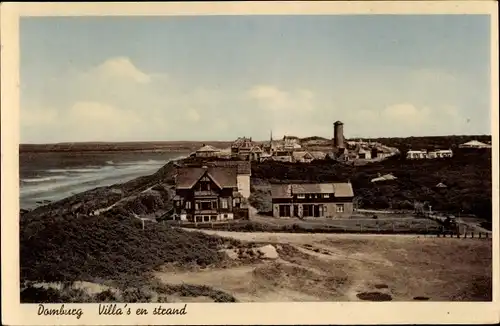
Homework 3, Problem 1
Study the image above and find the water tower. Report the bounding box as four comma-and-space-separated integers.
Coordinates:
333, 120, 345, 149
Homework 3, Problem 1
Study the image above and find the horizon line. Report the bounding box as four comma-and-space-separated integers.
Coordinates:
19, 133, 493, 146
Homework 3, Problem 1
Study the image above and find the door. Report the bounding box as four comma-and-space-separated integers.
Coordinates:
314, 205, 320, 217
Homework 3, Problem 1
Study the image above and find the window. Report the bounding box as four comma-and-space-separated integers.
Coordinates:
221, 198, 228, 209
336, 204, 344, 213
199, 182, 210, 191
195, 202, 199, 210
200, 201, 211, 210
323, 194, 330, 198
186, 201, 191, 209
297, 194, 305, 199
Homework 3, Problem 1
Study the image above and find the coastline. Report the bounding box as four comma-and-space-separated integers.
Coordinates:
20, 153, 190, 212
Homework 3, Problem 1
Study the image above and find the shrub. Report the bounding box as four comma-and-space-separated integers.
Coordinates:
20, 213, 238, 284
251, 145, 492, 221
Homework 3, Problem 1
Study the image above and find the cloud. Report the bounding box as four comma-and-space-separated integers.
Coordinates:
84, 57, 152, 84
248, 85, 315, 112
20, 56, 485, 143
345, 103, 465, 138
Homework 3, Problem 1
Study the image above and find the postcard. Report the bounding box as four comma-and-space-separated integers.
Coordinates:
1, 1, 499, 325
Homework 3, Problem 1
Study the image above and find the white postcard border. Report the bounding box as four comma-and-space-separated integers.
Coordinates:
2, 1, 499, 325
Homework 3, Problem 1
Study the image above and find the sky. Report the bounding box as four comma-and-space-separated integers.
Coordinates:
20, 15, 491, 143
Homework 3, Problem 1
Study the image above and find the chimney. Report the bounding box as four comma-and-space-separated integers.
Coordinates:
333, 121, 345, 149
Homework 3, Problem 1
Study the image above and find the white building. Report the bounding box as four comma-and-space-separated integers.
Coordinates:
427, 149, 453, 159
407, 149, 453, 159
459, 140, 492, 149
406, 150, 427, 160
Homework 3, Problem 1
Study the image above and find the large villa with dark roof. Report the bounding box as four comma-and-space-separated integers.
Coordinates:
172, 165, 244, 223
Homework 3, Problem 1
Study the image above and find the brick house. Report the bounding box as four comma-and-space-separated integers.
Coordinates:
271, 182, 354, 218
173, 166, 243, 223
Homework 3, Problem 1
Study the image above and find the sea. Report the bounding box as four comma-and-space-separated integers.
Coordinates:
19, 151, 189, 210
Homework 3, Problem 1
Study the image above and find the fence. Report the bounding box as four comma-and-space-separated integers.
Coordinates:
435, 230, 491, 239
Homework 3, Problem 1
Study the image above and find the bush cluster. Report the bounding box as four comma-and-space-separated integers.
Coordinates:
20, 213, 236, 283
252, 147, 492, 220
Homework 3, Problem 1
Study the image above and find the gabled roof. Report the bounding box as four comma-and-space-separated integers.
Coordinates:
271, 182, 354, 198
176, 166, 237, 189
292, 151, 313, 160
460, 140, 490, 147
196, 145, 220, 152
309, 151, 327, 160
232, 137, 254, 148
376, 146, 394, 154
250, 146, 263, 153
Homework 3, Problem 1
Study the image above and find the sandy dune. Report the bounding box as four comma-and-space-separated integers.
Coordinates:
156, 230, 492, 302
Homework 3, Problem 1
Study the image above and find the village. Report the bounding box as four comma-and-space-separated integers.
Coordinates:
156, 120, 492, 238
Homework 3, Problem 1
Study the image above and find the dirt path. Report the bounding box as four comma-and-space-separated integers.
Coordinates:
181, 228, 422, 243
156, 230, 491, 302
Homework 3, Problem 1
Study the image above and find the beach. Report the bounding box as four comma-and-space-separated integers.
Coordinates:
19, 151, 188, 209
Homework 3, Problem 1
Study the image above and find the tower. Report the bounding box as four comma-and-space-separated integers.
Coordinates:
333, 120, 345, 150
